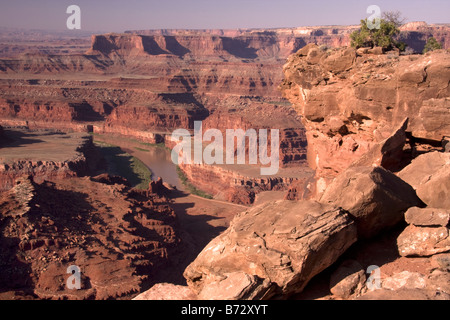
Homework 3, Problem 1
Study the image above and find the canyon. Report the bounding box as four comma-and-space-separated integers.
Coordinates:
0, 22, 449, 300
1, 23, 449, 200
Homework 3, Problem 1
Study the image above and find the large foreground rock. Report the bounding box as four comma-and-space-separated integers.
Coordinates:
184, 200, 357, 299
404, 207, 450, 227
398, 152, 450, 209
397, 225, 450, 256
320, 166, 423, 239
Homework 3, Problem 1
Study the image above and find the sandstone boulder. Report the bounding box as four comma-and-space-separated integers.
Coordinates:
184, 200, 357, 299
197, 272, 270, 300
356, 47, 385, 56
329, 260, 366, 299
320, 166, 423, 239
431, 253, 450, 271
398, 152, 450, 209
322, 47, 356, 74
397, 225, 450, 256
132, 283, 197, 300
404, 207, 450, 227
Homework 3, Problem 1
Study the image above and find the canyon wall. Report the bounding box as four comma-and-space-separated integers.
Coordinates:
0, 131, 100, 191
179, 162, 313, 204
280, 44, 450, 195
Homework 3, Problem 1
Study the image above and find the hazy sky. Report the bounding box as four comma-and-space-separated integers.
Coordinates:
0, 0, 449, 32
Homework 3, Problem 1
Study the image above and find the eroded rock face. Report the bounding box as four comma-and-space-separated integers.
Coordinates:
319, 166, 423, 239
184, 200, 357, 299
398, 152, 450, 209
0, 130, 101, 191
0, 175, 181, 299
280, 45, 450, 184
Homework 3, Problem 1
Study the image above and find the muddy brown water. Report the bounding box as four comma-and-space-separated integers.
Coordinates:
93, 135, 183, 189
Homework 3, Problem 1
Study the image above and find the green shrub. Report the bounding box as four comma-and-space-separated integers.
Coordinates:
350, 18, 406, 51
423, 37, 442, 53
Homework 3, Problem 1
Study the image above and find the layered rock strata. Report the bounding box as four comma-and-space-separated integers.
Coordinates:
0, 130, 100, 191
280, 45, 450, 193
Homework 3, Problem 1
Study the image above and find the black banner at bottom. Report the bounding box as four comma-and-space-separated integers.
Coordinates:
1, 299, 445, 318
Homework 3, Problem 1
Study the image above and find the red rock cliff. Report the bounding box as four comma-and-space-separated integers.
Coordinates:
280, 44, 450, 192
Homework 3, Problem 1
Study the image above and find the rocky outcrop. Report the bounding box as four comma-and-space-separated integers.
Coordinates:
329, 260, 366, 299
398, 152, 450, 209
397, 207, 450, 257
184, 200, 357, 299
0, 130, 100, 191
319, 166, 423, 239
148, 177, 171, 198
179, 162, 313, 204
0, 175, 181, 299
350, 118, 409, 172
280, 45, 450, 189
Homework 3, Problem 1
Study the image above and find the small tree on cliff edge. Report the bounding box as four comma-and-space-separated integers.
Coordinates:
423, 37, 443, 53
350, 13, 406, 51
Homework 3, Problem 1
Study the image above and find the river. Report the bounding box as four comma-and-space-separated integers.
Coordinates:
93, 135, 183, 189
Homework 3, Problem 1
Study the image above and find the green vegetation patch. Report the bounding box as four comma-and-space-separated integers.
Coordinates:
423, 37, 443, 54
95, 141, 152, 190
176, 166, 213, 199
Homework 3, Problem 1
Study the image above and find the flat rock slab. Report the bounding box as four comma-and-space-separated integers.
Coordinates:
184, 200, 357, 299
397, 225, 450, 257
405, 207, 450, 227
133, 283, 197, 300
0, 129, 91, 163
